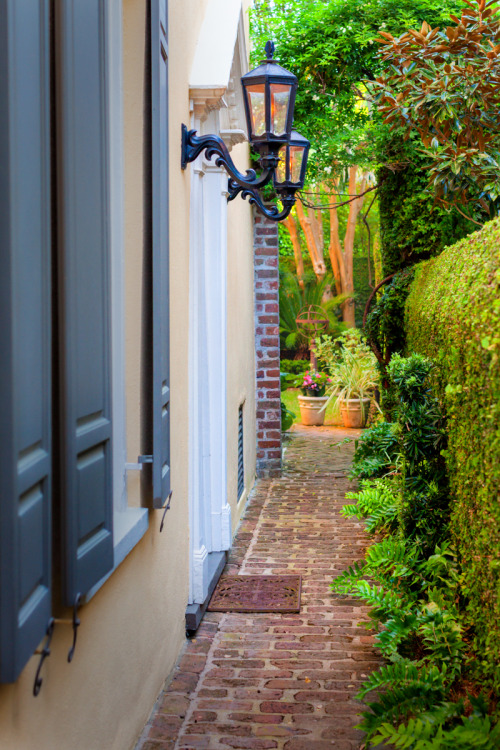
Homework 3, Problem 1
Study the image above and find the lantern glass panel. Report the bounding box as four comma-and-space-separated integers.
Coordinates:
246, 84, 266, 137
276, 144, 287, 183
290, 145, 304, 183
270, 83, 291, 136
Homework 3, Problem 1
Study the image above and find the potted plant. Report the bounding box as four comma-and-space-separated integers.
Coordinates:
316, 331, 380, 429
296, 370, 330, 426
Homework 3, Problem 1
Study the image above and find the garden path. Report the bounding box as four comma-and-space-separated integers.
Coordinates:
136, 426, 385, 750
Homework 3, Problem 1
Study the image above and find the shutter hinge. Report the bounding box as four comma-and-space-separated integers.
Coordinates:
125, 455, 153, 471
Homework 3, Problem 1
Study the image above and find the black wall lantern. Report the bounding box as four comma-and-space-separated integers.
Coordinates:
181, 41, 309, 222
274, 130, 310, 191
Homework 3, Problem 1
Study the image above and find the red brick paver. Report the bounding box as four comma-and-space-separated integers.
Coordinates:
136, 426, 383, 750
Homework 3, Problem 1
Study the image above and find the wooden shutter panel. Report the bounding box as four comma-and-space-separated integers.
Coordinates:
57, 0, 113, 604
0, 0, 52, 682
151, 0, 171, 509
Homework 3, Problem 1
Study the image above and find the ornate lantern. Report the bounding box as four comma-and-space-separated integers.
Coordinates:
274, 130, 310, 190
181, 41, 308, 222
241, 41, 297, 156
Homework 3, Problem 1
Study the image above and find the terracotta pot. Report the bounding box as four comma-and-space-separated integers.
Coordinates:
298, 395, 329, 426
340, 398, 371, 429
300, 386, 326, 397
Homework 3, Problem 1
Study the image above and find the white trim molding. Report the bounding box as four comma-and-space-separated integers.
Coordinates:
192, 545, 209, 604
190, 2, 248, 144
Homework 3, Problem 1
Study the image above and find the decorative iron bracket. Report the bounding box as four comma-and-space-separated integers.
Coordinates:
228, 179, 296, 222
181, 125, 278, 191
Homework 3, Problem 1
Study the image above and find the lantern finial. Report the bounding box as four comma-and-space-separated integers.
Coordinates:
265, 40, 275, 60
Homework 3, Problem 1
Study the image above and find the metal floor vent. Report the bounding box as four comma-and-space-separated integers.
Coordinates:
208, 575, 302, 614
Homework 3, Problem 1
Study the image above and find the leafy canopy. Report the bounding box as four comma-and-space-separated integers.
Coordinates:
373, 0, 500, 212
250, 0, 465, 180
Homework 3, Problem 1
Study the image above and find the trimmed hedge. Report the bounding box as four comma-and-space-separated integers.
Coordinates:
405, 219, 500, 688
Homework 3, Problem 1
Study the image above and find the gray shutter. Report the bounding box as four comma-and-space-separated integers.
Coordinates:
57, 0, 113, 604
151, 0, 171, 509
0, 0, 52, 682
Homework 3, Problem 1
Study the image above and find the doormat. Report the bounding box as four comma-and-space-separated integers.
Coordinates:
207, 575, 302, 613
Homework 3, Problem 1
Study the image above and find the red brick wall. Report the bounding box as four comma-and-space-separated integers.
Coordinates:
254, 211, 281, 478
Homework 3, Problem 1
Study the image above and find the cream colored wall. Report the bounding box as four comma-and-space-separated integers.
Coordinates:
226, 142, 257, 529
0, 2, 213, 750
0, 534, 186, 750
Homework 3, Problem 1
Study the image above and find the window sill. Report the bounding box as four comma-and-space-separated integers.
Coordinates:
84, 507, 149, 602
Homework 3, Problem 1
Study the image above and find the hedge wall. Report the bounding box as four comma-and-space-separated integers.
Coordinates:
405, 219, 500, 686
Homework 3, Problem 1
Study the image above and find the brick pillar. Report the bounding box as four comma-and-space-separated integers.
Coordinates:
254, 210, 281, 478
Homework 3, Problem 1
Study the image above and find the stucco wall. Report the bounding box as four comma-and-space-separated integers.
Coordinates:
0, 1, 256, 748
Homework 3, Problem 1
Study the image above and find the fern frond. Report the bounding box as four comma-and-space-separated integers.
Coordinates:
330, 561, 366, 594
359, 682, 446, 738
375, 612, 420, 658
353, 580, 403, 620
357, 661, 445, 700
341, 503, 363, 518
365, 505, 398, 534
371, 704, 500, 750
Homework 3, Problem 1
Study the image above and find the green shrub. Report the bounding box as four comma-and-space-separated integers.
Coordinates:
405, 217, 500, 689
364, 268, 417, 419
280, 359, 309, 376
331, 352, 499, 746
350, 422, 399, 479
376, 126, 473, 277
332, 471, 500, 746
365, 267, 416, 360
280, 400, 295, 432
388, 354, 450, 554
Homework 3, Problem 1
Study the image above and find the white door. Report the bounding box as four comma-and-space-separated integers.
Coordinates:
188, 113, 231, 604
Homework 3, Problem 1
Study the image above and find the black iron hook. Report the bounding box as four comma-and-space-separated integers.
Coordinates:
67, 593, 81, 663
159, 491, 173, 532
33, 618, 55, 697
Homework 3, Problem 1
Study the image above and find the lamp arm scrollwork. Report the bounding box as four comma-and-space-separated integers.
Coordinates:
181, 125, 275, 191
228, 180, 296, 222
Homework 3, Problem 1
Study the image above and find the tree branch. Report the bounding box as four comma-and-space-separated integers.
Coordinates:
298, 184, 378, 211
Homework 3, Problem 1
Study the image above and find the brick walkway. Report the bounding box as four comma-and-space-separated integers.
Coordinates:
136, 426, 384, 750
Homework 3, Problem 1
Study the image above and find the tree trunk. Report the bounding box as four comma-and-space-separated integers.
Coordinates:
284, 213, 305, 288
312, 209, 324, 253
342, 166, 367, 327
295, 199, 326, 280
328, 201, 346, 297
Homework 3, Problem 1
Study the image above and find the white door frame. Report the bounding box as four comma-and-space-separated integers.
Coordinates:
188, 111, 231, 605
